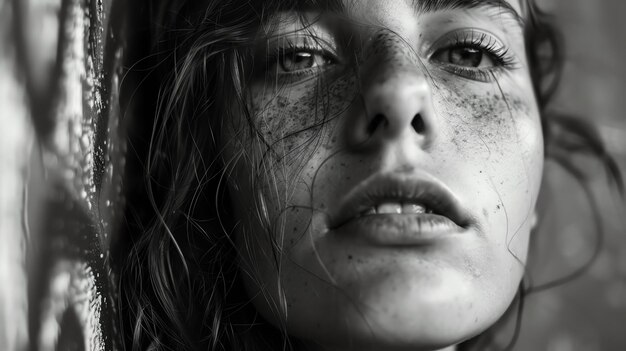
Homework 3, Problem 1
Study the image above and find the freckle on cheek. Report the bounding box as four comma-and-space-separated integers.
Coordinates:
439, 87, 533, 157
252, 75, 356, 166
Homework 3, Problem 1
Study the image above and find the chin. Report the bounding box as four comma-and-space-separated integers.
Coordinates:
288, 304, 489, 351
254, 260, 516, 351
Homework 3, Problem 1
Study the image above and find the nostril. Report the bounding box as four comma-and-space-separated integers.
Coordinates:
367, 113, 388, 135
411, 113, 425, 134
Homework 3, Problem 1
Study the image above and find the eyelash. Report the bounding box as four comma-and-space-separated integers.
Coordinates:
430, 30, 516, 82
265, 43, 338, 79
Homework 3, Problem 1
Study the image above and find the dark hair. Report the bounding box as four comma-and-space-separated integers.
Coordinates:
116, 1, 623, 350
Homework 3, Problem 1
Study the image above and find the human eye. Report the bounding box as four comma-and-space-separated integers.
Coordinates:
263, 35, 340, 80
274, 44, 336, 73
429, 29, 516, 83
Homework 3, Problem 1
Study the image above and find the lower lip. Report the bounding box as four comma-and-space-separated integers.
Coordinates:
333, 214, 466, 246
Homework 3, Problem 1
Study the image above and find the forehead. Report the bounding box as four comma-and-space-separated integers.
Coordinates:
347, 0, 523, 21
285, 0, 526, 29
292, 0, 527, 21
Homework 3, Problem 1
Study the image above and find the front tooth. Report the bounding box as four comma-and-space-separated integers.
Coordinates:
402, 203, 426, 214
376, 202, 402, 214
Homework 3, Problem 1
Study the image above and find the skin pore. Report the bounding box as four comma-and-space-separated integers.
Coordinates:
223, 0, 543, 350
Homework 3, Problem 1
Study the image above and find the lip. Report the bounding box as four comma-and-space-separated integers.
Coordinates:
328, 171, 474, 245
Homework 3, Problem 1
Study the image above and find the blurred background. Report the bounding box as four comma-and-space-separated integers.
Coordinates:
0, 0, 624, 350
519, 0, 626, 350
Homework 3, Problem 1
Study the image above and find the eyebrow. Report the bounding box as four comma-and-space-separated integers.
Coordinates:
413, 0, 523, 23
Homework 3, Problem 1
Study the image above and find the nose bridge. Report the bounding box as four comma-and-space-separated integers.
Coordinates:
348, 29, 436, 149
362, 30, 423, 82
362, 33, 429, 117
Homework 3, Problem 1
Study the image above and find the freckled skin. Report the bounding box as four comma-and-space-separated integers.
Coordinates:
225, 1, 542, 351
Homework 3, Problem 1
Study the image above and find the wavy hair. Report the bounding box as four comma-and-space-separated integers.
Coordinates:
116, 0, 623, 350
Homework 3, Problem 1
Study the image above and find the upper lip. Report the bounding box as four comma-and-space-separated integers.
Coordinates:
328, 171, 473, 229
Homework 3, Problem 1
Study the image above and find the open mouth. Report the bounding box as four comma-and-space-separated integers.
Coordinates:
358, 201, 436, 217
328, 171, 473, 244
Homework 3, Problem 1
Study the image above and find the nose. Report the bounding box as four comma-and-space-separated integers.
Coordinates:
345, 31, 437, 151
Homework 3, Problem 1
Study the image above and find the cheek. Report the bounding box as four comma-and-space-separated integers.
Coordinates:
229, 74, 357, 251
434, 79, 543, 263
225, 76, 362, 325
231, 75, 359, 229
436, 84, 537, 158
248, 75, 356, 151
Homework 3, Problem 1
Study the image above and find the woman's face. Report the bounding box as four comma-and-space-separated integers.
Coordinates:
224, 0, 542, 349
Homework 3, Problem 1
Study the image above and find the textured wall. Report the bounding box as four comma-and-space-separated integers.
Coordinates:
0, 0, 124, 349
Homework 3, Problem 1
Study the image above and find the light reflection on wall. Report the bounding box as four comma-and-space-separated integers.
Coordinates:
1, 0, 123, 349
